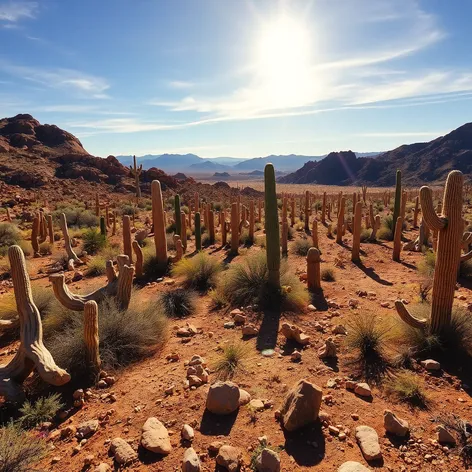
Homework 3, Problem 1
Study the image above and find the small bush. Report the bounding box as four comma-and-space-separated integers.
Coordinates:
18, 393, 64, 429
208, 286, 228, 309
158, 288, 197, 318
255, 235, 266, 248
435, 414, 472, 467
346, 315, 391, 383
44, 295, 168, 383
385, 371, 430, 408
221, 251, 308, 311
39, 241, 52, 255
0, 422, 47, 472
360, 228, 371, 243
0, 223, 21, 252
83, 228, 106, 255
240, 229, 254, 246
418, 251, 436, 277
321, 267, 335, 282
172, 252, 223, 292
86, 255, 107, 276
141, 246, 169, 279
293, 238, 311, 256
214, 343, 250, 380
377, 226, 393, 241
17, 240, 32, 257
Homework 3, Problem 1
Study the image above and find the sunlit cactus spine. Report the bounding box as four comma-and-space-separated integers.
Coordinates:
392, 170, 402, 238
264, 164, 280, 288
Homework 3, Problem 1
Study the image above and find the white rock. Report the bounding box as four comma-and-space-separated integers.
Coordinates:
141, 417, 172, 455
355, 426, 382, 461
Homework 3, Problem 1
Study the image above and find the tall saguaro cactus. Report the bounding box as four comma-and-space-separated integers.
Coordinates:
195, 212, 202, 251
351, 201, 362, 262
129, 155, 143, 198
395, 171, 468, 334
84, 300, 101, 376
174, 194, 182, 238
307, 247, 321, 292
152, 180, 168, 267
392, 170, 402, 238
264, 164, 280, 288
230, 202, 239, 254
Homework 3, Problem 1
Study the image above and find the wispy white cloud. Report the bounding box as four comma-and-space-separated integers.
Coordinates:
0, 1, 37, 23
168, 80, 194, 89
0, 61, 110, 98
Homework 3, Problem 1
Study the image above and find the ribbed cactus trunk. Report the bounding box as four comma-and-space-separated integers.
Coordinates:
230, 203, 239, 254
395, 171, 466, 335
122, 215, 132, 263
290, 197, 295, 227
132, 241, 143, 277
393, 217, 403, 262
31, 215, 40, 257
321, 192, 326, 225
100, 216, 107, 237
130, 155, 142, 199
249, 200, 255, 241
47, 214, 54, 244
304, 191, 310, 231
6, 207, 11, 222
180, 212, 187, 252
84, 300, 101, 377
264, 164, 280, 288
336, 197, 346, 244
208, 210, 215, 245
392, 170, 402, 238
95, 193, 100, 217
312, 219, 319, 249
281, 220, 288, 255
413, 196, 419, 227
307, 247, 321, 292
152, 180, 168, 266
351, 201, 362, 262
174, 194, 181, 237
282, 196, 287, 223
195, 212, 202, 251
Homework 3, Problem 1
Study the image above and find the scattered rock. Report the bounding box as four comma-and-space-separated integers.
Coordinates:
216, 445, 242, 472
383, 410, 409, 437
421, 359, 441, 371
76, 420, 99, 439
94, 464, 111, 472
109, 438, 137, 465
437, 425, 456, 445
338, 461, 372, 472
318, 337, 337, 359
206, 381, 241, 415
291, 349, 302, 362
182, 447, 200, 472
249, 399, 265, 411
239, 389, 251, 406
242, 324, 259, 336
280, 379, 323, 431
332, 325, 348, 335
255, 447, 281, 472
181, 424, 194, 441
354, 383, 372, 398
355, 425, 382, 461
280, 322, 310, 345
141, 417, 172, 455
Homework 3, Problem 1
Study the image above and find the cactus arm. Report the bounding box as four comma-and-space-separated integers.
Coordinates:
132, 241, 143, 277
420, 186, 446, 231
395, 300, 427, 329
59, 212, 81, 264
460, 250, 472, 263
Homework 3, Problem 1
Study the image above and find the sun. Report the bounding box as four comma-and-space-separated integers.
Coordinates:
254, 14, 313, 108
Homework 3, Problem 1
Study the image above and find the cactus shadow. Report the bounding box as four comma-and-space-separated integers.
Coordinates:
199, 409, 238, 436
282, 420, 325, 466
309, 290, 328, 311
354, 261, 393, 286
400, 261, 417, 270
256, 308, 281, 352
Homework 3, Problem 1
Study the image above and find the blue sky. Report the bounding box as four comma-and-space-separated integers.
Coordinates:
1, 0, 472, 158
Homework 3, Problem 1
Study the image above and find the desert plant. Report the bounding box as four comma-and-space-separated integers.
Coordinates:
293, 237, 311, 256
171, 252, 223, 292
417, 250, 436, 277
321, 267, 336, 282
250, 444, 281, 472
18, 393, 64, 429
0, 223, 21, 253
346, 315, 391, 383
82, 228, 106, 255
435, 414, 472, 467
157, 288, 197, 318
385, 371, 430, 408
392, 169, 402, 238
86, 255, 107, 276
44, 295, 168, 383
221, 251, 308, 311
214, 343, 250, 380
264, 164, 280, 288
0, 422, 47, 472
208, 286, 228, 309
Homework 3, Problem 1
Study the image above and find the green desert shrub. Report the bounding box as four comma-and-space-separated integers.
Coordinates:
0, 422, 47, 472
18, 394, 64, 429
293, 237, 311, 256
321, 267, 335, 282
0, 223, 21, 254
172, 252, 223, 292
157, 288, 197, 318
220, 251, 308, 311
86, 255, 107, 276
214, 343, 250, 380
44, 295, 168, 383
418, 250, 436, 277
82, 228, 106, 255
385, 371, 430, 409
141, 246, 169, 279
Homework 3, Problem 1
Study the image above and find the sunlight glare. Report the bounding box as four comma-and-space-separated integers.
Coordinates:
254, 14, 314, 108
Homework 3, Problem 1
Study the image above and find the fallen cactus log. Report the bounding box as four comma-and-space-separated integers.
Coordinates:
0, 245, 70, 401
50, 254, 134, 311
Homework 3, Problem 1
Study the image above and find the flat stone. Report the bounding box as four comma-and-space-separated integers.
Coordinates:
76, 420, 99, 439
355, 425, 382, 461
338, 461, 372, 472
421, 359, 441, 371
141, 417, 172, 455
181, 424, 194, 441
109, 438, 137, 465
437, 425, 456, 445
383, 410, 409, 437
249, 399, 265, 411
354, 383, 372, 398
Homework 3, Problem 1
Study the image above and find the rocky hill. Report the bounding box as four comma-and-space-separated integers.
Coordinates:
280, 123, 472, 186
0, 114, 178, 203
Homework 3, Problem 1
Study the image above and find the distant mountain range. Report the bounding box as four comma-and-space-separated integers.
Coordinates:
116, 152, 381, 175
279, 123, 472, 185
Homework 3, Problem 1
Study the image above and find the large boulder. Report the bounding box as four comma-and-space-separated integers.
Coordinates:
206, 381, 240, 415
279, 379, 323, 431
355, 426, 382, 461
216, 445, 242, 472
141, 417, 172, 455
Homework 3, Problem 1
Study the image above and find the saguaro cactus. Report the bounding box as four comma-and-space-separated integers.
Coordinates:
123, 215, 133, 263
174, 194, 182, 238
195, 212, 202, 251
0, 246, 70, 400
336, 197, 346, 244
396, 170, 469, 334
100, 216, 107, 237
249, 200, 255, 241
231, 202, 239, 254
31, 215, 40, 257
312, 219, 319, 249
47, 214, 54, 244
264, 164, 280, 288
129, 155, 143, 198
307, 247, 321, 291
180, 212, 188, 251
413, 196, 420, 227
304, 191, 310, 231
59, 212, 81, 269
132, 240, 143, 277
351, 201, 362, 262
393, 217, 403, 262
392, 170, 402, 238
290, 197, 295, 227
152, 180, 168, 266
321, 192, 327, 225
208, 210, 215, 245
282, 220, 288, 255
84, 300, 101, 376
